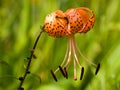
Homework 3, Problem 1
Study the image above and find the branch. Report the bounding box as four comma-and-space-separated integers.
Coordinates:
18, 26, 44, 90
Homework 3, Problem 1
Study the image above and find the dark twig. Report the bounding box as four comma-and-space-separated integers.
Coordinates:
18, 26, 44, 90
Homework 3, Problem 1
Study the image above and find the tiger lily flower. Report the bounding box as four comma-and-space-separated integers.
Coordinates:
44, 7, 100, 81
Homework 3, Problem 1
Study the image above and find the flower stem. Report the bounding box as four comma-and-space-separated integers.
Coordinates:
18, 26, 44, 90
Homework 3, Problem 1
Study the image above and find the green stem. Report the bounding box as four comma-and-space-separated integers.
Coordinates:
18, 26, 44, 90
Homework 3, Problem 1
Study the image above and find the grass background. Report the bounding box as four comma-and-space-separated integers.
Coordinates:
0, 0, 120, 90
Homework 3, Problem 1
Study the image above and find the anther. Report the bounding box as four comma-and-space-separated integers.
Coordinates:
55, 16, 59, 18
50, 70, 57, 82
64, 67, 68, 79
64, 17, 69, 24
59, 66, 66, 77
80, 67, 84, 80
55, 16, 69, 24
95, 63, 100, 75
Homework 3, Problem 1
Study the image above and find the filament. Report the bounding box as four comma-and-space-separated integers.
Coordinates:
74, 38, 96, 67
74, 59, 77, 80
52, 35, 99, 80
54, 37, 72, 74
71, 36, 82, 68
54, 43, 69, 73
64, 37, 72, 68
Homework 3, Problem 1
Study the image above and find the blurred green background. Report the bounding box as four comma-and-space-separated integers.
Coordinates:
0, 0, 120, 90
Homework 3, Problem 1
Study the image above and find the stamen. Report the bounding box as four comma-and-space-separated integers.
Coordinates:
50, 70, 57, 82
95, 63, 100, 75
64, 37, 72, 68
60, 43, 69, 67
70, 36, 85, 80
54, 44, 69, 73
71, 36, 82, 67
74, 39, 96, 67
64, 67, 68, 79
74, 59, 77, 80
59, 66, 66, 77
50, 35, 100, 81
80, 67, 84, 80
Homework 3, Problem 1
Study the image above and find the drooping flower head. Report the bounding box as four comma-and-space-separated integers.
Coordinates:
44, 7, 100, 81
